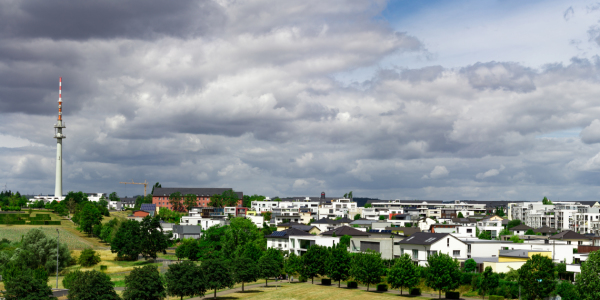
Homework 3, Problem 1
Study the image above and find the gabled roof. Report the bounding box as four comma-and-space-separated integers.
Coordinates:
321, 226, 369, 237
153, 188, 243, 199
451, 218, 477, 224
396, 232, 450, 245
266, 227, 312, 238
350, 219, 375, 225
508, 224, 533, 231
332, 217, 353, 224
385, 227, 421, 236
277, 222, 303, 227
550, 230, 591, 240
311, 218, 335, 224
291, 225, 319, 232
533, 226, 556, 234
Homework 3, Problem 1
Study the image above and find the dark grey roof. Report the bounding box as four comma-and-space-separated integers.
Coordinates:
451, 218, 477, 223
396, 232, 450, 245
509, 224, 534, 231
119, 197, 136, 204
290, 225, 318, 232
172, 225, 202, 235
321, 226, 370, 237
332, 217, 353, 224
266, 228, 312, 238
534, 226, 556, 234
385, 227, 421, 236
550, 230, 591, 240
312, 218, 335, 224
153, 188, 242, 199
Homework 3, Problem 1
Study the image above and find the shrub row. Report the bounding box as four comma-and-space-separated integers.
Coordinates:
489, 296, 505, 300
0, 220, 26, 225
29, 221, 61, 225
446, 291, 460, 299
347, 281, 358, 288
410, 288, 421, 296
376, 284, 388, 292
321, 278, 331, 285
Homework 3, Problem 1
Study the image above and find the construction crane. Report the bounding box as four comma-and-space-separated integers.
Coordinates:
119, 180, 148, 197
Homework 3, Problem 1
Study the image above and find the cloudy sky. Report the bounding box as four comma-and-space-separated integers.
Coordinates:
3, 0, 600, 201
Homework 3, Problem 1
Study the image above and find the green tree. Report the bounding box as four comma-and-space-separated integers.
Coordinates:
208, 194, 224, 208
518, 254, 556, 300
196, 225, 228, 260
183, 194, 197, 212
203, 258, 234, 299
478, 230, 492, 240
232, 256, 259, 291
111, 219, 142, 260
425, 252, 461, 299
498, 228, 510, 236
349, 250, 385, 291
464, 258, 477, 273
67, 270, 120, 300
222, 217, 264, 259
576, 250, 600, 300
525, 229, 535, 235
79, 202, 103, 235
2, 268, 55, 300
165, 260, 206, 300
496, 207, 505, 217
109, 192, 119, 202
123, 265, 166, 300
169, 192, 184, 212
509, 234, 524, 243
507, 219, 521, 229
139, 215, 168, 260
457, 212, 465, 218
78, 248, 101, 267
556, 280, 578, 300
379, 215, 386, 220
364, 203, 372, 208
387, 253, 419, 294
354, 213, 361, 220
20, 228, 71, 272
339, 235, 351, 248
258, 253, 280, 286
327, 244, 351, 287
284, 252, 301, 282
480, 266, 499, 299
222, 190, 239, 207
301, 245, 329, 284
542, 197, 553, 205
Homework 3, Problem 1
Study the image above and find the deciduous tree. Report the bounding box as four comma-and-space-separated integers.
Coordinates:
480, 266, 499, 299
169, 192, 184, 212
79, 202, 103, 235
425, 252, 461, 299
518, 254, 556, 300
232, 256, 259, 291
183, 194, 197, 212
111, 219, 142, 260
222, 190, 239, 207
67, 270, 120, 300
284, 252, 301, 282
576, 250, 600, 300
123, 265, 165, 300
464, 258, 477, 273
327, 244, 350, 287
165, 261, 206, 300
387, 253, 419, 294
2, 267, 55, 300
139, 215, 168, 260
208, 194, 224, 208
349, 250, 385, 291
301, 245, 329, 284
203, 257, 234, 299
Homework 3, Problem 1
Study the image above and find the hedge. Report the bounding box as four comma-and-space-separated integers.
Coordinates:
376, 284, 388, 292
0, 220, 26, 225
100, 265, 108, 271
29, 221, 61, 225
347, 281, 358, 289
410, 288, 421, 296
489, 296, 505, 300
446, 291, 460, 299
298, 276, 307, 283
321, 278, 331, 285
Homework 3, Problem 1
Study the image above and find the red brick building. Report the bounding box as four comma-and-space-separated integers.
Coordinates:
152, 188, 243, 212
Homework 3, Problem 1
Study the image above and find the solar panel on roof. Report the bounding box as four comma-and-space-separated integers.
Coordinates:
270, 231, 286, 237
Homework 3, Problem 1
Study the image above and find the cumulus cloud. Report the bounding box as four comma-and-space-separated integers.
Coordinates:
4, 1, 600, 200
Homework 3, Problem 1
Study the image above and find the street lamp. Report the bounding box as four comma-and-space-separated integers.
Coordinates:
56, 229, 59, 289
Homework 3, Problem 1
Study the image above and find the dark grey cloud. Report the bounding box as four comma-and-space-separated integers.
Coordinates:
0, 0, 225, 40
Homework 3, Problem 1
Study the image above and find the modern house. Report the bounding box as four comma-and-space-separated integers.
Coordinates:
395, 232, 468, 266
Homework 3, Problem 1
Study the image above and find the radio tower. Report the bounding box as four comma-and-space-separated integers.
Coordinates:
54, 77, 66, 198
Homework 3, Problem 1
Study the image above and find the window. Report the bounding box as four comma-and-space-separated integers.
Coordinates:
401, 248, 404, 256
447, 238, 450, 247
427, 250, 437, 258
412, 249, 418, 260
453, 250, 460, 257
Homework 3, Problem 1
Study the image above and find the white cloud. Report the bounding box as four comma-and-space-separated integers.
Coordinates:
426, 166, 449, 179
476, 165, 505, 179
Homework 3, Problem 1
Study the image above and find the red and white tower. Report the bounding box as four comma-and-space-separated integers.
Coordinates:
54, 77, 66, 197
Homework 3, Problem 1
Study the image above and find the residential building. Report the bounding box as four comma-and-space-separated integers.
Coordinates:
152, 188, 243, 212
396, 232, 468, 266
172, 224, 202, 239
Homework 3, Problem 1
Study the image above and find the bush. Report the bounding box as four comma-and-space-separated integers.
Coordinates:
446, 291, 460, 299
78, 248, 101, 267
321, 278, 331, 285
489, 296, 505, 300
347, 281, 358, 289
100, 265, 108, 271
410, 288, 421, 295
376, 283, 388, 292
461, 272, 475, 285
298, 275, 307, 282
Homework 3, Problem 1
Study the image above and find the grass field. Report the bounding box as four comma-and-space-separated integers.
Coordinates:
0, 226, 95, 249
215, 282, 429, 300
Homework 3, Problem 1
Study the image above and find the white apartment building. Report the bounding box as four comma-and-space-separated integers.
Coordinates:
266, 228, 339, 255
318, 198, 360, 219
476, 215, 505, 239
509, 201, 599, 233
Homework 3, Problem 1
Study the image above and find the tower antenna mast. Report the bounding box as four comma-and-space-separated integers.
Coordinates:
54, 77, 66, 198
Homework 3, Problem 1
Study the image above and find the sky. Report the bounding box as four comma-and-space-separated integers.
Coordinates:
3, 0, 600, 201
